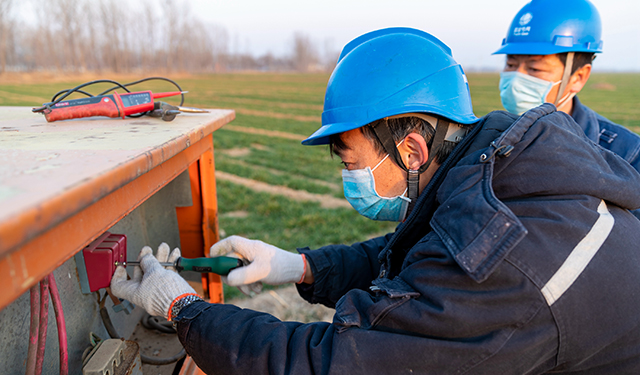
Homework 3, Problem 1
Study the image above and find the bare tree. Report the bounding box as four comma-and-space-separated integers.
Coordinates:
322, 37, 340, 71
0, 0, 15, 73
208, 24, 229, 72
1, 0, 333, 74
291, 32, 319, 72
82, 1, 100, 71
31, 1, 63, 71
159, 0, 182, 71
59, 0, 83, 70
98, 0, 130, 73
140, 0, 158, 71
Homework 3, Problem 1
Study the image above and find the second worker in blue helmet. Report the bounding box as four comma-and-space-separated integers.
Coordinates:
111, 28, 640, 374
494, 0, 640, 182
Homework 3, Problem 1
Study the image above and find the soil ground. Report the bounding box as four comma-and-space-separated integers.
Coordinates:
226, 285, 334, 323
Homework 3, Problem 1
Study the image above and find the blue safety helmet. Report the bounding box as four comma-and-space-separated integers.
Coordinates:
493, 0, 603, 56
302, 27, 477, 146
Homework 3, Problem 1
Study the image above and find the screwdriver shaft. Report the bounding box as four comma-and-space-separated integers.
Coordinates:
115, 261, 174, 267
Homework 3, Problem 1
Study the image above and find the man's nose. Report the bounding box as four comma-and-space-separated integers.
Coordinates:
514, 62, 527, 74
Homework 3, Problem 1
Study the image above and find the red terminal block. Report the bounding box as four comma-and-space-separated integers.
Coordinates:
75, 232, 127, 294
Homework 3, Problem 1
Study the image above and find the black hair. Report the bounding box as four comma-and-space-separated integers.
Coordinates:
329, 116, 471, 165
558, 52, 596, 74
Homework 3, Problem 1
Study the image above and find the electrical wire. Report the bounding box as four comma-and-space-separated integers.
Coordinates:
50, 80, 132, 103
28, 274, 69, 375
32, 76, 185, 116
97, 291, 186, 366
141, 312, 177, 334
35, 277, 50, 375
48, 273, 69, 375
81, 333, 104, 367
26, 285, 40, 375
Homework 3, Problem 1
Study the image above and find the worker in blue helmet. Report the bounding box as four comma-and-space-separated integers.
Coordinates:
112, 27, 640, 374
494, 0, 640, 177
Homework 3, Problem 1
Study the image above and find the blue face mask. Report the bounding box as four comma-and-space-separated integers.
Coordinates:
499, 71, 560, 115
342, 152, 410, 222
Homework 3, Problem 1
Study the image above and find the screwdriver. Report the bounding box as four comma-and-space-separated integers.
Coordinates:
115, 256, 244, 276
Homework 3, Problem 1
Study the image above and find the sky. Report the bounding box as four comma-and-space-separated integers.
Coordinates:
188, 0, 640, 72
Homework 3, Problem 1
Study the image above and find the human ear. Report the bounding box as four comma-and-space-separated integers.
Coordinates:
568, 64, 591, 94
401, 133, 429, 170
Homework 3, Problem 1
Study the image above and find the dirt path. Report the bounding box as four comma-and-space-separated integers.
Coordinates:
221, 158, 341, 191
223, 124, 309, 140
233, 108, 320, 123
216, 171, 349, 209
227, 285, 334, 323
202, 94, 323, 111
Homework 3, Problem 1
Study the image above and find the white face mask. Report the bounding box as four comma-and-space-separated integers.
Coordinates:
341, 141, 410, 222
499, 71, 561, 115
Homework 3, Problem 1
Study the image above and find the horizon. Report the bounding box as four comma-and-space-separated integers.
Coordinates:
9, 0, 640, 73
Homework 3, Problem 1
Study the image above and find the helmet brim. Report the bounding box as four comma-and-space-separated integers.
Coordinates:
302, 108, 479, 146
301, 122, 359, 146
493, 42, 602, 56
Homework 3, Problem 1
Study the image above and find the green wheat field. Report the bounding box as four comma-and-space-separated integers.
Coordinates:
2, 73, 638, 298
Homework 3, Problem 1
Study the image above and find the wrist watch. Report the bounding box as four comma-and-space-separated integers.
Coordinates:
170, 294, 204, 326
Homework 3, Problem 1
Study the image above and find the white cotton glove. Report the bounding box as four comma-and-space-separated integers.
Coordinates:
110, 243, 197, 320
209, 236, 305, 294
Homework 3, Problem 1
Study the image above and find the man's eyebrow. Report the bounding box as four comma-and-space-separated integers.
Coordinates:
330, 139, 351, 159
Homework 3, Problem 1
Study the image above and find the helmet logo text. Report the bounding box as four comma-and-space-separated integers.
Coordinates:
513, 26, 531, 36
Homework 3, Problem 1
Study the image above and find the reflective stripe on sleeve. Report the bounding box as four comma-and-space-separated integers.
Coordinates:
540, 200, 614, 306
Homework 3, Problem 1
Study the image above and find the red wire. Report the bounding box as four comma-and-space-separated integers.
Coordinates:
26, 285, 40, 375
35, 278, 49, 375
28, 274, 69, 375
48, 273, 68, 375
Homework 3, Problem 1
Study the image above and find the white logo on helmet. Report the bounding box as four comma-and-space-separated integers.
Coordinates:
514, 13, 532, 36
519, 13, 533, 26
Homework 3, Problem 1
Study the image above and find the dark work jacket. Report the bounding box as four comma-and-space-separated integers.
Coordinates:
572, 96, 640, 219
175, 104, 640, 374
572, 96, 640, 172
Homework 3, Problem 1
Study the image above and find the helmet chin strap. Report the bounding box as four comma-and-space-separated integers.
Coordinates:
554, 52, 574, 108
370, 118, 451, 217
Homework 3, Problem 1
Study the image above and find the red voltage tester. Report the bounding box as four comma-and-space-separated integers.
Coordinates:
40, 90, 183, 122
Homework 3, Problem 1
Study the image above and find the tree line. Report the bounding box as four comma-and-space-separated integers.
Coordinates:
0, 0, 337, 74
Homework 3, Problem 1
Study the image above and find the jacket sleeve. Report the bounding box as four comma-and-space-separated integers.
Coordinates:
594, 116, 640, 220
175, 234, 557, 375
614, 129, 640, 220
294, 232, 393, 308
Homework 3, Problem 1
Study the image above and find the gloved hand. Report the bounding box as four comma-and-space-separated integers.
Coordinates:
209, 236, 306, 294
110, 243, 197, 320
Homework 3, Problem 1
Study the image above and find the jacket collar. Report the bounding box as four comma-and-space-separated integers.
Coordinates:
570, 96, 600, 141
429, 104, 557, 282
378, 104, 557, 282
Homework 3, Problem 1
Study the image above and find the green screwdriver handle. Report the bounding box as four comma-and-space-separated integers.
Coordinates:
175, 256, 243, 275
